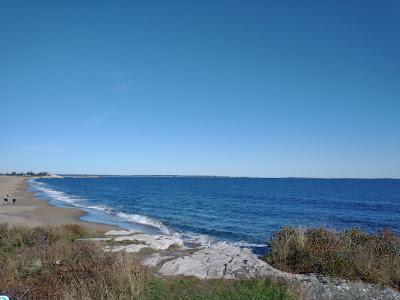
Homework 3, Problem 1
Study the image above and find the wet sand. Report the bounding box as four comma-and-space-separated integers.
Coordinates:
0, 176, 117, 232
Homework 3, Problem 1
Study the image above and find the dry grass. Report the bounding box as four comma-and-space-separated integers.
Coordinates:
0, 224, 291, 299
265, 227, 400, 290
0, 224, 148, 299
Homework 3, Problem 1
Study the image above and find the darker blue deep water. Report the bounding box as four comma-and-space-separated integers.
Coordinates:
31, 177, 400, 247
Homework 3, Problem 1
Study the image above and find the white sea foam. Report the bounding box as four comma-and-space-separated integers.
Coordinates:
115, 212, 171, 234
29, 179, 265, 251
81, 204, 173, 235
232, 241, 268, 248
176, 232, 216, 246
170, 232, 267, 249
30, 180, 79, 204
83, 205, 111, 212
31, 180, 171, 233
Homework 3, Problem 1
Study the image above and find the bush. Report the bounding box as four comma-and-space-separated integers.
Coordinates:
265, 227, 400, 290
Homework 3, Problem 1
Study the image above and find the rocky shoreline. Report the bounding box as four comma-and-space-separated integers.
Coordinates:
80, 230, 400, 300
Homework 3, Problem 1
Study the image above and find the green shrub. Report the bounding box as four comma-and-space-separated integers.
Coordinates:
266, 227, 400, 290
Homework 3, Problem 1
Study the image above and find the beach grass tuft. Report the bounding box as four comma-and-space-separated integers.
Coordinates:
265, 226, 400, 291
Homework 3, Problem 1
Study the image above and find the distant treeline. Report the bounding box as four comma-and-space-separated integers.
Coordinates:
1, 171, 50, 177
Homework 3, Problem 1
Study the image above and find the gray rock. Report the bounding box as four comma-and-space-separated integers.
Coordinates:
105, 230, 141, 236
103, 244, 150, 253
290, 276, 400, 300
97, 233, 400, 300
78, 237, 113, 241
155, 243, 400, 300
102, 233, 184, 253
114, 234, 184, 250
142, 253, 174, 267
159, 243, 270, 279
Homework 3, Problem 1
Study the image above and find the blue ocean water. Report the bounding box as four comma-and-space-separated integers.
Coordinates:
30, 176, 400, 248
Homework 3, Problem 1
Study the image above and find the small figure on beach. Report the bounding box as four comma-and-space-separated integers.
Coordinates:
3, 195, 9, 206
12, 198, 16, 206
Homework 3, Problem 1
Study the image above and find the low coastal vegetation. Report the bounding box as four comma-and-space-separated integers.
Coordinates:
4, 224, 398, 299
265, 226, 400, 291
0, 224, 290, 299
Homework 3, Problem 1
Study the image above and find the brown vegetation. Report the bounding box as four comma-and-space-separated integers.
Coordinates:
265, 227, 400, 290
0, 224, 148, 299
0, 224, 290, 299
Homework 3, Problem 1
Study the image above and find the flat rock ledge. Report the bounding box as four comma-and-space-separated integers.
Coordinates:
146, 243, 400, 300
102, 231, 400, 300
105, 229, 142, 236
103, 230, 184, 252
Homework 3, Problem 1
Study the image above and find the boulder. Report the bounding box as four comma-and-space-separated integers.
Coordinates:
159, 243, 269, 279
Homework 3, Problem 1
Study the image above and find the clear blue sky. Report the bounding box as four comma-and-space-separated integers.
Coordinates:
1, 1, 399, 178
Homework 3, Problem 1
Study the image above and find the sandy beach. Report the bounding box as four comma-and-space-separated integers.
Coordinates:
0, 176, 116, 232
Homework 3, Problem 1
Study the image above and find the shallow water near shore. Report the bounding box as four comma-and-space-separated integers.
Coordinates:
30, 176, 400, 251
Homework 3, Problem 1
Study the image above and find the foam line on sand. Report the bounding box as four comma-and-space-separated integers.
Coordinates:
0, 176, 117, 232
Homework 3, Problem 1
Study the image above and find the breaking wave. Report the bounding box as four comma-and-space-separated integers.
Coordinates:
30, 179, 171, 234
29, 178, 268, 251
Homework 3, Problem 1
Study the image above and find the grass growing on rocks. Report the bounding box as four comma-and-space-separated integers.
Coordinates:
0, 224, 292, 299
265, 227, 400, 291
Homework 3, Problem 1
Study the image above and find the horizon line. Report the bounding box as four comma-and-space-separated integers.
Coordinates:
53, 173, 400, 180
1, 172, 399, 180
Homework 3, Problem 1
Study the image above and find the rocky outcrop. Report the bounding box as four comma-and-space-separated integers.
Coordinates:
114, 234, 184, 250
102, 231, 184, 253
105, 230, 142, 236
142, 253, 174, 267
104, 243, 150, 253
289, 276, 400, 300
99, 232, 400, 299
79, 237, 113, 241
158, 243, 270, 279
143, 243, 400, 300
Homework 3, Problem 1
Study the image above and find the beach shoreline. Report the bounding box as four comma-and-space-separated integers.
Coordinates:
0, 176, 118, 232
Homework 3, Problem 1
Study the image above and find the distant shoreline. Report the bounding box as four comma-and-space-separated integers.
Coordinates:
12, 173, 399, 180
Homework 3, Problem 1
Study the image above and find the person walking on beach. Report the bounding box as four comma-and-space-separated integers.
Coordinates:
12, 198, 16, 206
3, 195, 8, 206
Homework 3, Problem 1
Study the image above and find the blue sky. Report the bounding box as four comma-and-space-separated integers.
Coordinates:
1, 1, 399, 178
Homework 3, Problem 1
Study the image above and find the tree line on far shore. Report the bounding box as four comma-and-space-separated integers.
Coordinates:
0, 171, 50, 177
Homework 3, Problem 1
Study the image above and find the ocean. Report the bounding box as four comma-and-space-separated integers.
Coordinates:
30, 176, 400, 252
